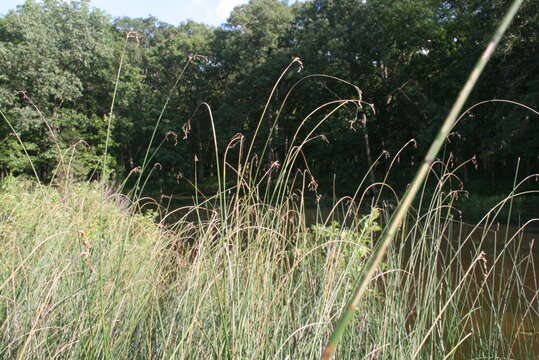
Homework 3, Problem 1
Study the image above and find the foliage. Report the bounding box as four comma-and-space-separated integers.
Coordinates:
0, 0, 537, 191
0, 1, 538, 358
1, 160, 538, 358
310, 210, 381, 259
0, 0, 117, 179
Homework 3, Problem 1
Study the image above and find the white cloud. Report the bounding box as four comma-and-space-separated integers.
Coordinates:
215, 0, 248, 23
186, 1, 215, 25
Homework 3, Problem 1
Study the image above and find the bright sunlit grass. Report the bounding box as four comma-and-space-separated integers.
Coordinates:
1, 162, 537, 359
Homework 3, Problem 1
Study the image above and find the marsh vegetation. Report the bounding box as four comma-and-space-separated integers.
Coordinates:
1, 0, 538, 359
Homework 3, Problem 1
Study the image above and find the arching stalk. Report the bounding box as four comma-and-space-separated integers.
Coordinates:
321, 1, 525, 358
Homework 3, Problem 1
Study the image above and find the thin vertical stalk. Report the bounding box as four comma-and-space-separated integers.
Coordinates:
321, 1, 525, 358
134, 57, 194, 198
0, 110, 41, 183
103, 31, 132, 181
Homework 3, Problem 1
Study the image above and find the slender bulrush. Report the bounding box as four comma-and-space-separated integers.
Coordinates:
321, 1, 525, 358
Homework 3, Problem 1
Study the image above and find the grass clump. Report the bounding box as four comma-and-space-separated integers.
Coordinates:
1, 2, 536, 358
1, 167, 537, 359
0, 176, 382, 359
0, 177, 163, 359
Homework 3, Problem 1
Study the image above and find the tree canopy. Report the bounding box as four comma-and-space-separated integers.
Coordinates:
0, 0, 537, 195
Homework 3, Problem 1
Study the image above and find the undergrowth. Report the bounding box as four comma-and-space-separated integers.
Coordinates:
1, 1, 538, 358
1, 169, 538, 359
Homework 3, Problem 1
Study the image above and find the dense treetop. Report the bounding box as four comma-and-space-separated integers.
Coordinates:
0, 0, 537, 195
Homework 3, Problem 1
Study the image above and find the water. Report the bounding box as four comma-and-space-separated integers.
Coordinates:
156, 194, 539, 357
452, 223, 539, 358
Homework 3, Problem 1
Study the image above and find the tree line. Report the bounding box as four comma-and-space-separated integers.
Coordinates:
0, 0, 537, 195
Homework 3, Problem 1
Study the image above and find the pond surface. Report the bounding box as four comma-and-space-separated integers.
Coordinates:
452, 222, 539, 358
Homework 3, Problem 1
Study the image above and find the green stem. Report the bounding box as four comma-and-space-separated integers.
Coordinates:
103, 32, 131, 181
320, 1, 524, 358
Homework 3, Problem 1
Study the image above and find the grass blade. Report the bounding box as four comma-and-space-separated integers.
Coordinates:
320, 1, 525, 358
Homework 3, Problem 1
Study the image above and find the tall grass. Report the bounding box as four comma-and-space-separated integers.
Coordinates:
321, 0, 527, 357
1, 155, 538, 359
1, 0, 538, 358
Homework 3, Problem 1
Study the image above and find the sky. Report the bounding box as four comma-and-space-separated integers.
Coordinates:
0, 0, 257, 27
